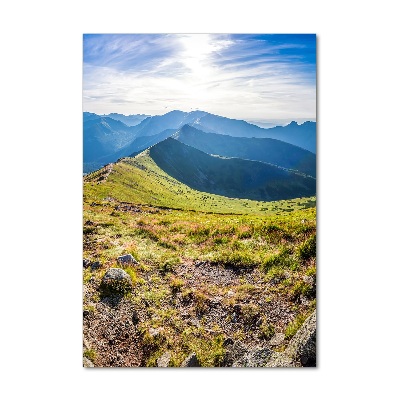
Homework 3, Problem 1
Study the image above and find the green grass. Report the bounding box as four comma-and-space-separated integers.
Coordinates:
83, 348, 97, 362
84, 151, 316, 215
83, 154, 317, 367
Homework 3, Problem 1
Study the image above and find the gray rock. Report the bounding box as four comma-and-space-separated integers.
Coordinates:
157, 351, 171, 367
232, 347, 272, 367
265, 310, 316, 367
117, 254, 138, 265
91, 261, 102, 270
189, 319, 200, 328
149, 327, 163, 337
222, 340, 247, 366
269, 333, 285, 346
83, 357, 94, 367
83, 259, 91, 269
285, 310, 316, 367
181, 353, 200, 367
100, 268, 133, 295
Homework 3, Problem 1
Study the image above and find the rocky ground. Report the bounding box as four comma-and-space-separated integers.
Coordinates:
83, 254, 316, 367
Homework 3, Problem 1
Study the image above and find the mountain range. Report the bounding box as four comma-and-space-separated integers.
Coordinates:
83, 110, 316, 174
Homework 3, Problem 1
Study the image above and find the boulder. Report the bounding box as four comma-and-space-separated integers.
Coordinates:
117, 254, 138, 265
181, 353, 200, 367
265, 310, 316, 367
100, 268, 133, 295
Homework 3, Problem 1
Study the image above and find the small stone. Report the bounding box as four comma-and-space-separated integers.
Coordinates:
223, 338, 234, 347
149, 327, 163, 337
195, 261, 202, 267
117, 254, 138, 265
227, 290, 235, 297
303, 275, 314, 285
181, 353, 200, 367
233, 304, 241, 314
157, 351, 171, 367
91, 261, 102, 270
269, 333, 285, 346
189, 319, 200, 328
83, 310, 90, 318
83, 259, 91, 269
132, 311, 140, 325
83, 357, 94, 368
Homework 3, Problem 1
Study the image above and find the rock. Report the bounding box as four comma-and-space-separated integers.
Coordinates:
181, 353, 200, 367
269, 333, 285, 346
233, 304, 241, 313
222, 340, 247, 367
149, 327, 163, 337
223, 338, 234, 347
83, 357, 94, 367
189, 319, 200, 328
100, 268, 133, 295
117, 254, 138, 265
285, 310, 316, 367
234, 348, 272, 367
157, 351, 171, 367
195, 261, 204, 267
83, 310, 90, 318
265, 310, 316, 367
83, 259, 91, 269
132, 311, 140, 325
91, 261, 102, 270
303, 275, 314, 286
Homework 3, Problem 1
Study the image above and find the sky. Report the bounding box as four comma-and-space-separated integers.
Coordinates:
83, 34, 316, 125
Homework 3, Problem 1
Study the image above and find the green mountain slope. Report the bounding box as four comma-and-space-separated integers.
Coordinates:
84, 149, 316, 215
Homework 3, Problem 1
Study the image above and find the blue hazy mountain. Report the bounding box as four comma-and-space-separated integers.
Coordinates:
149, 138, 316, 201
130, 110, 208, 137
83, 115, 137, 172
173, 125, 316, 177
83, 110, 316, 173
130, 110, 316, 152
101, 113, 150, 126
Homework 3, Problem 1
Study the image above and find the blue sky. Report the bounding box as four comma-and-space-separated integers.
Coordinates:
83, 34, 316, 124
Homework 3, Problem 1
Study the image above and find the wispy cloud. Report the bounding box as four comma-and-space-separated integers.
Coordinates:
83, 34, 316, 122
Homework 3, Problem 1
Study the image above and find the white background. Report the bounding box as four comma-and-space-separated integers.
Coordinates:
1, 1, 399, 399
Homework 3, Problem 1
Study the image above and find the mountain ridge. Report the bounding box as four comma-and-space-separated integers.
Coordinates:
149, 137, 316, 201
173, 124, 316, 178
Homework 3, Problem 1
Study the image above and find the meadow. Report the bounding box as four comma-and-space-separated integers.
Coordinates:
83, 155, 316, 367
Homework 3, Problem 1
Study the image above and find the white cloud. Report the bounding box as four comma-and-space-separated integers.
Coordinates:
83, 34, 316, 122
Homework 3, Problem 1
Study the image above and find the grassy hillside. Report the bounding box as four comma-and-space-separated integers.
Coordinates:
84, 151, 316, 214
